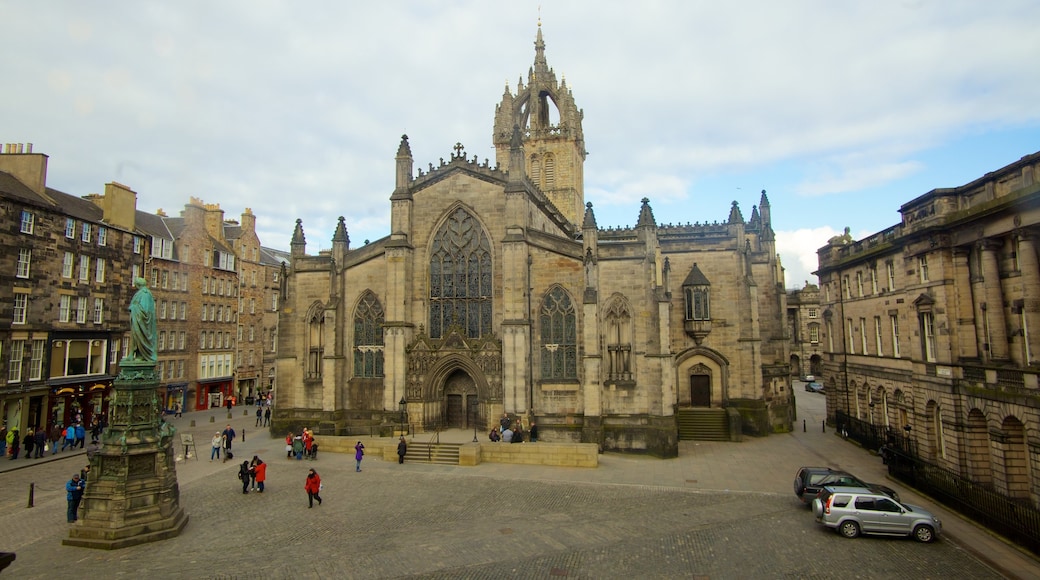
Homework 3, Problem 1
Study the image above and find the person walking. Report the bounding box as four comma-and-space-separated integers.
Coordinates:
75, 423, 86, 448
22, 429, 35, 459
49, 423, 63, 455
34, 427, 47, 458
174, 402, 182, 418
225, 397, 233, 413
66, 473, 85, 523
8, 429, 19, 459
237, 461, 251, 494
305, 468, 322, 507
264, 407, 271, 427
285, 432, 294, 459
210, 432, 223, 462
397, 436, 407, 464
292, 433, 304, 460
62, 424, 76, 452
255, 407, 263, 427
221, 424, 236, 462
354, 441, 365, 472
253, 457, 267, 493
249, 455, 261, 491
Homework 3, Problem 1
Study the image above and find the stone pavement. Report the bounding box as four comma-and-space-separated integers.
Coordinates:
0, 395, 1036, 579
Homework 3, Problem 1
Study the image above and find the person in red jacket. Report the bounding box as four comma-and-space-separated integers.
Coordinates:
304, 468, 322, 507
252, 457, 267, 493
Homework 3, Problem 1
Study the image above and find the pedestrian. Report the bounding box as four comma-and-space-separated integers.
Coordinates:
66, 473, 85, 522
499, 413, 511, 432
489, 426, 500, 442
303, 429, 314, 459
90, 419, 102, 442
238, 461, 251, 494
174, 402, 182, 418
49, 423, 63, 455
75, 423, 86, 448
511, 426, 523, 443
354, 441, 365, 472
226, 397, 233, 412
8, 429, 19, 459
210, 432, 223, 462
264, 407, 271, 427
305, 468, 322, 507
500, 426, 513, 445
529, 422, 539, 443
0, 423, 6, 457
285, 432, 294, 459
249, 455, 261, 491
22, 429, 35, 459
397, 436, 407, 464
221, 424, 236, 462
80, 464, 91, 486
255, 407, 263, 427
292, 433, 304, 460
62, 424, 75, 451
34, 427, 47, 458
253, 457, 267, 493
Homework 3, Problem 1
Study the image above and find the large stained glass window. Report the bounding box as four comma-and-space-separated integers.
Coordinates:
429, 208, 492, 338
354, 291, 384, 378
540, 286, 577, 379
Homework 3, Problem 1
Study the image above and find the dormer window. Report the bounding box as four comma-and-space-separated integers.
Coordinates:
682, 263, 712, 344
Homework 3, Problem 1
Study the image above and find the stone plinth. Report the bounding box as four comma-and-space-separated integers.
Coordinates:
65, 361, 188, 549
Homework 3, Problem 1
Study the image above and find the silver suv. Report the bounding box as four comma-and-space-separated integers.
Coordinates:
811, 486, 941, 543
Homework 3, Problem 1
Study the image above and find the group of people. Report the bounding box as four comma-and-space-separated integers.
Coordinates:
255, 406, 272, 427
210, 424, 237, 462
0, 420, 101, 460
237, 455, 268, 494
286, 428, 318, 460
489, 413, 538, 443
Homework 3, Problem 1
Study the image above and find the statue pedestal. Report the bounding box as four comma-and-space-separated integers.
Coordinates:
65, 361, 188, 549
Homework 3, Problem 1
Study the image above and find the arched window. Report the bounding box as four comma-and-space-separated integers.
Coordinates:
530, 154, 542, 186
544, 154, 555, 189
307, 306, 324, 379
354, 292, 384, 378
540, 287, 576, 379
429, 208, 493, 338
605, 296, 632, 381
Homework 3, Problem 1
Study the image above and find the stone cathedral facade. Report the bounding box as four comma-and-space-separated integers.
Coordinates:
272, 27, 793, 456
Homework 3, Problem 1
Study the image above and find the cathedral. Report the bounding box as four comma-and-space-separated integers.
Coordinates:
272, 26, 793, 456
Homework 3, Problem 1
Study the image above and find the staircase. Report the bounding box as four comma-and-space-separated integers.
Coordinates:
677, 408, 730, 441
405, 442, 463, 465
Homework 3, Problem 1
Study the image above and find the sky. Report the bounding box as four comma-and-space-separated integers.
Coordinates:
3, 1, 1039, 289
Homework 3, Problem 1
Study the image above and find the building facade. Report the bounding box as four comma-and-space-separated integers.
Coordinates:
273, 27, 793, 456
816, 151, 1040, 505
787, 283, 823, 380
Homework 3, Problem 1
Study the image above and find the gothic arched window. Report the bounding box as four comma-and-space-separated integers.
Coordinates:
540, 286, 576, 379
429, 208, 493, 338
543, 154, 555, 189
354, 291, 384, 378
605, 296, 632, 381
306, 306, 324, 379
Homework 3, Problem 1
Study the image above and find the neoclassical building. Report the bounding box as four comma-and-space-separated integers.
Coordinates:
816, 150, 1040, 504
273, 27, 793, 456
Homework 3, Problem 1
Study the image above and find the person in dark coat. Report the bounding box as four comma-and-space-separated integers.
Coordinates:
66, 473, 85, 522
529, 422, 539, 443
397, 436, 407, 464
238, 461, 251, 494
34, 427, 47, 458
8, 429, 20, 459
23, 429, 35, 459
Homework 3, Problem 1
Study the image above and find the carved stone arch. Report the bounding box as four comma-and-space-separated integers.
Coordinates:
426, 201, 494, 256
305, 300, 325, 322
965, 407, 992, 486
421, 354, 493, 402
602, 293, 633, 382
675, 346, 730, 407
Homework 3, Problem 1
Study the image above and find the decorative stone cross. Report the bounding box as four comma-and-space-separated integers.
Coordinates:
453, 142, 465, 158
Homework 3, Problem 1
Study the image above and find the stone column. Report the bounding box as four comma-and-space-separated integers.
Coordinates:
1016, 233, 1040, 363
979, 239, 1009, 360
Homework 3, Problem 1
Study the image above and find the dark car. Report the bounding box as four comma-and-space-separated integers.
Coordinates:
794, 466, 900, 505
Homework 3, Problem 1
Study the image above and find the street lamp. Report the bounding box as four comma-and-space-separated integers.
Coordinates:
398, 397, 406, 434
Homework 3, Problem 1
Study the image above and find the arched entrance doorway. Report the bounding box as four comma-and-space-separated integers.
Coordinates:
443, 369, 480, 428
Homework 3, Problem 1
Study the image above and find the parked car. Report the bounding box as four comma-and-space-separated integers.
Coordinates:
805, 382, 824, 393
793, 466, 900, 505
802, 375, 815, 382
812, 485, 941, 542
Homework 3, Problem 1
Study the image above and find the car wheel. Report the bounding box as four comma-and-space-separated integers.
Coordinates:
839, 520, 860, 539
913, 524, 935, 543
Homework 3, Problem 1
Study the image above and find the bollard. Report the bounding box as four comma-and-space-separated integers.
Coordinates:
190, 419, 196, 427
210, 416, 215, 423
27, 482, 34, 508
243, 409, 249, 417
822, 420, 826, 433
242, 428, 246, 443
803, 419, 806, 432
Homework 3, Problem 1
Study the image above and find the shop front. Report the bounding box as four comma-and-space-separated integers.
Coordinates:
194, 377, 233, 410
164, 382, 188, 414
48, 378, 112, 430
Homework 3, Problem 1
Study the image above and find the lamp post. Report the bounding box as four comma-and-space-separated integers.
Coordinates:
398, 397, 406, 434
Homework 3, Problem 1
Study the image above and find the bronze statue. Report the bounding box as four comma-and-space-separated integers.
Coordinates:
127, 277, 157, 363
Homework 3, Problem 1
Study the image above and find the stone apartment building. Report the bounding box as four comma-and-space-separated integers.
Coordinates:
815, 150, 1040, 505
0, 143, 144, 432
1, 144, 283, 436
787, 283, 823, 380
273, 26, 793, 456
259, 247, 290, 398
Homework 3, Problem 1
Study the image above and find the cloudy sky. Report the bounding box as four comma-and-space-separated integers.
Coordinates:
4, 1, 1039, 289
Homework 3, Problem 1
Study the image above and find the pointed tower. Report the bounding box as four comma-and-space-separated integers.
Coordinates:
290, 218, 306, 259
494, 22, 586, 226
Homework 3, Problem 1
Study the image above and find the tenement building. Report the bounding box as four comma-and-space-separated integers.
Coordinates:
815, 150, 1040, 504
273, 26, 793, 456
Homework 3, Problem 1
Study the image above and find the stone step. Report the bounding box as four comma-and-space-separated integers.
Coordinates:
404, 442, 462, 465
